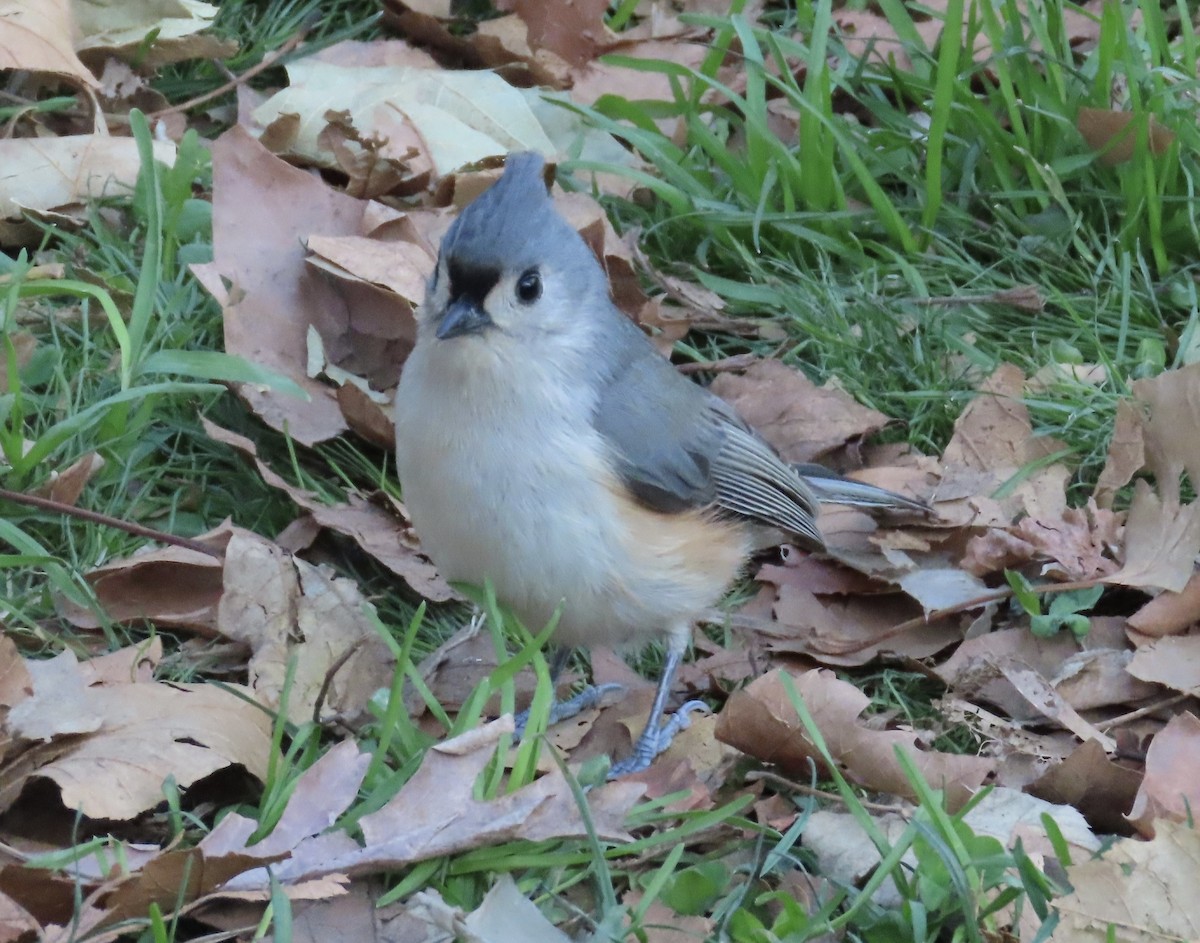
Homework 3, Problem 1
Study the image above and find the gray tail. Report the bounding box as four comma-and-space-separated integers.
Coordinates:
794, 463, 932, 514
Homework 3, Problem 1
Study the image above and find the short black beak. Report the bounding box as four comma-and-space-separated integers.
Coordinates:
436, 297, 493, 340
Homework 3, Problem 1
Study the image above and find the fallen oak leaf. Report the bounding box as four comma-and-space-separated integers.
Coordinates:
202, 419, 453, 601
357, 716, 640, 850
1128, 570, 1200, 637
1126, 634, 1200, 694
215, 718, 644, 889
716, 668, 993, 810
1127, 711, 1200, 838
54, 522, 232, 634
4, 651, 272, 821
217, 530, 396, 725
1028, 739, 1142, 836
1105, 481, 1200, 593
940, 363, 1070, 522
1053, 819, 1200, 940
711, 360, 891, 464
1077, 107, 1176, 166
0, 0, 99, 89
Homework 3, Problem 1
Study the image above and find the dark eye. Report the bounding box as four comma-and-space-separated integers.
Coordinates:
516, 269, 541, 303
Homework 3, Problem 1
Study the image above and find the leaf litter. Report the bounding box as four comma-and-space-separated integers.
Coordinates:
2, 0, 1200, 938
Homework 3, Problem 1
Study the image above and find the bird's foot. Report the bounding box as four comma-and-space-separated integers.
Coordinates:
607, 699, 711, 778
513, 682, 625, 739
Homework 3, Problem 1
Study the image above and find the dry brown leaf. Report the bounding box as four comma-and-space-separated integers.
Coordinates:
711, 360, 891, 464
34, 451, 104, 507
1008, 502, 1121, 582
1028, 739, 1143, 836
1105, 481, 1200, 594
568, 38, 711, 109
213, 719, 644, 890
468, 16, 574, 89
216, 531, 396, 724
936, 618, 1152, 717
201, 126, 376, 445
1077, 108, 1176, 166
756, 585, 960, 666
993, 659, 1115, 752
0, 136, 175, 230
1093, 399, 1145, 508
757, 557, 884, 598
1126, 634, 1200, 695
1053, 820, 1200, 941
623, 891, 714, 943
0, 331, 36, 389
0, 637, 33, 724
0, 0, 99, 89
4, 650, 272, 820
316, 110, 431, 200
204, 739, 368, 862
1128, 571, 1200, 637
309, 37, 440, 70
253, 58, 554, 176
0, 886, 42, 940
72, 0, 235, 69
1126, 711, 1200, 837
715, 669, 994, 809
94, 743, 368, 923
356, 718, 639, 852
202, 419, 452, 601
495, 0, 612, 68
54, 523, 232, 633
1130, 363, 1200, 506
961, 528, 1040, 576
941, 363, 1069, 521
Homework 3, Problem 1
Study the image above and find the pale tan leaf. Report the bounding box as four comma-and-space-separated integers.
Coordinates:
1127, 711, 1200, 837
216, 531, 396, 725
941, 363, 1069, 521
0, 0, 98, 88
1053, 820, 1200, 941
253, 62, 554, 175
7, 652, 272, 820
0, 137, 175, 223
72, 0, 235, 69
1105, 481, 1200, 593
1130, 364, 1200, 506
1094, 399, 1145, 508
1127, 635, 1200, 695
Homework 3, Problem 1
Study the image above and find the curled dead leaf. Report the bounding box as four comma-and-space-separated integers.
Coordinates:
716, 668, 993, 809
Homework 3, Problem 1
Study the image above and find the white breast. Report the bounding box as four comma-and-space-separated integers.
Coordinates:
396, 335, 653, 649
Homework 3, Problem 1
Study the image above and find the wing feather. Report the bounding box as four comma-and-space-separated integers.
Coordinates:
591, 337, 822, 549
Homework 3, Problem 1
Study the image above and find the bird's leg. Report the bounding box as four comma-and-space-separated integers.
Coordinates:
512, 647, 621, 737
607, 645, 709, 778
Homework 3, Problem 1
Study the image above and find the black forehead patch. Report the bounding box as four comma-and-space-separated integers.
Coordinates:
448, 259, 500, 302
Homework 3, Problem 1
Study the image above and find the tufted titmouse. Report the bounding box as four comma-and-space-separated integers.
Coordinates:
395, 153, 925, 775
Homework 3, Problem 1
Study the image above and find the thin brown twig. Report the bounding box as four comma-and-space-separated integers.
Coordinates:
677, 353, 761, 375
0, 487, 223, 558
745, 770, 909, 816
1095, 689, 1198, 732
146, 22, 315, 121
312, 638, 365, 726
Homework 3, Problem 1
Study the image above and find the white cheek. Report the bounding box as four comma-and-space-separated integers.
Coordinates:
484, 283, 523, 329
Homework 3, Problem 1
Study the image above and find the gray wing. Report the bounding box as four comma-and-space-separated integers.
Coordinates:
592, 340, 823, 550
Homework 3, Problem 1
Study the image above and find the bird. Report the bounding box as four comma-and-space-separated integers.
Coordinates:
394, 153, 926, 776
